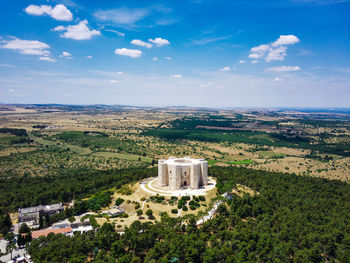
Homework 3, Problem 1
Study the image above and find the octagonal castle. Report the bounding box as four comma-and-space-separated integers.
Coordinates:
158, 157, 208, 190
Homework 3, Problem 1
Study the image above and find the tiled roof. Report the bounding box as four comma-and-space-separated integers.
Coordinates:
31, 226, 72, 238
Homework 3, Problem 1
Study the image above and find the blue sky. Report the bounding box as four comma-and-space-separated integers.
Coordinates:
1, 0, 350, 107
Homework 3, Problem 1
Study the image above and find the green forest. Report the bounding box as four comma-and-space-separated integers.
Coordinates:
18, 166, 350, 262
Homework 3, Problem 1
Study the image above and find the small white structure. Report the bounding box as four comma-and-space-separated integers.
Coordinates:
158, 157, 208, 190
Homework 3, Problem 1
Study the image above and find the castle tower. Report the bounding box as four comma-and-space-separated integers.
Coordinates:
157, 157, 208, 190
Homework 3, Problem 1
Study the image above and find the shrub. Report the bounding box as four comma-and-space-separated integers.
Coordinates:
181, 196, 191, 201
115, 198, 124, 206
182, 206, 188, 211
190, 205, 197, 210
198, 196, 206, 202
171, 209, 178, 214
117, 185, 133, 195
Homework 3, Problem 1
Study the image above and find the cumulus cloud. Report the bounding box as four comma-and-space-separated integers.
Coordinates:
267, 66, 301, 72
251, 60, 259, 64
149, 38, 170, 47
109, 79, 119, 84
53, 26, 65, 31
86, 55, 93, 59
272, 35, 300, 46
249, 35, 300, 62
60, 51, 72, 57
25, 4, 73, 21
39, 56, 56, 62
273, 77, 283, 81
131, 39, 152, 48
170, 74, 182, 78
114, 48, 142, 58
153, 57, 158, 61
164, 56, 172, 60
1, 38, 50, 56
220, 66, 231, 71
239, 60, 246, 64
57, 20, 101, 40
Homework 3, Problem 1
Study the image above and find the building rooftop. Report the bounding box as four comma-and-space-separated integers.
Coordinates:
161, 157, 206, 166
31, 226, 72, 238
18, 203, 63, 215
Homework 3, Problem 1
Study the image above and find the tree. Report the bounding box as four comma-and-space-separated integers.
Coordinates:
136, 209, 143, 217
39, 214, 44, 229
17, 234, 23, 246
115, 198, 125, 206
45, 213, 50, 226
146, 209, 154, 219
19, 223, 30, 234
0, 213, 12, 235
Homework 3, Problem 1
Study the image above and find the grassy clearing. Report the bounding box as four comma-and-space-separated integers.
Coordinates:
225, 159, 254, 165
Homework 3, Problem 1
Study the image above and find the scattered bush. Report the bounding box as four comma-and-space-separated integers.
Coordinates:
115, 198, 124, 206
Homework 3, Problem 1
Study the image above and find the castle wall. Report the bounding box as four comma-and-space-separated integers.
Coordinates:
200, 161, 208, 186
181, 166, 190, 186
158, 157, 208, 190
158, 160, 168, 186
190, 163, 200, 189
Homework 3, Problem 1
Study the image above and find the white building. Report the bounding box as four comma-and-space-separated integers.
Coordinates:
158, 157, 208, 190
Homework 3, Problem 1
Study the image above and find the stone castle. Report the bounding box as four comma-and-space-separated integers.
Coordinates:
158, 157, 208, 190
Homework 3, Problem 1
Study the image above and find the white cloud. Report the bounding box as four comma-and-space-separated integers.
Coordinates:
94, 8, 149, 26
267, 66, 301, 72
25, 4, 73, 21
60, 51, 72, 57
249, 44, 269, 59
86, 55, 93, 59
249, 35, 300, 62
58, 20, 101, 40
131, 39, 153, 48
114, 48, 142, 58
1, 38, 50, 56
164, 56, 172, 60
39, 56, 56, 62
190, 35, 231, 46
8, 89, 15, 93
273, 77, 283, 81
117, 72, 123, 75
265, 46, 287, 62
251, 60, 259, 64
109, 79, 119, 84
149, 38, 170, 47
53, 26, 65, 31
220, 66, 231, 71
105, 29, 125, 37
239, 60, 246, 64
170, 74, 182, 78
272, 35, 300, 46
153, 57, 158, 61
